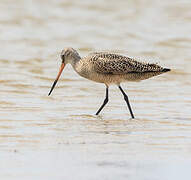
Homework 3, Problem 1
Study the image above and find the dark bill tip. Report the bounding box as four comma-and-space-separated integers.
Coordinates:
48, 79, 58, 96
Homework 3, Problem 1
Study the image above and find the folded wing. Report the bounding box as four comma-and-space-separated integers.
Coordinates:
90, 53, 165, 75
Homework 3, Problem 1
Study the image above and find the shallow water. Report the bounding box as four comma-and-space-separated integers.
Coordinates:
0, 0, 191, 179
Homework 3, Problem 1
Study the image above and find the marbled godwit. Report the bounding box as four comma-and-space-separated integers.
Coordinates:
48, 47, 170, 118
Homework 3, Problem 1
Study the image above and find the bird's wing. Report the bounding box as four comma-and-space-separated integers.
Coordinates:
89, 53, 164, 75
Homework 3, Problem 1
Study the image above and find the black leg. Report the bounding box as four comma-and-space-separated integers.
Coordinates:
96, 87, 109, 115
118, 85, 135, 119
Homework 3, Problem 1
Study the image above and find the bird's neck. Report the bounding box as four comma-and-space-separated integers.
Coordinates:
70, 55, 81, 69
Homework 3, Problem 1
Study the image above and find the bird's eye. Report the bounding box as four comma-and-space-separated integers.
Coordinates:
61, 55, 65, 62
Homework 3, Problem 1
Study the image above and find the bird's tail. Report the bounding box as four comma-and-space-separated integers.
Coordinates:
162, 68, 171, 72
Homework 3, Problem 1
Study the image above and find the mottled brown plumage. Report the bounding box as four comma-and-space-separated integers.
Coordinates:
48, 47, 171, 118
73, 50, 170, 85
88, 52, 165, 74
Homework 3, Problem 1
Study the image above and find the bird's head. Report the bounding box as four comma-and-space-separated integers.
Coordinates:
60, 47, 80, 65
48, 47, 80, 96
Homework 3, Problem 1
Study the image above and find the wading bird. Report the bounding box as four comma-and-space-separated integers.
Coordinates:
48, 47, 170, 118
